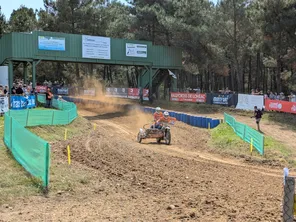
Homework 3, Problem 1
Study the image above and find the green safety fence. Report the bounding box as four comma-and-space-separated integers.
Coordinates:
4, 95, 78, 188
224, 113, 264, 155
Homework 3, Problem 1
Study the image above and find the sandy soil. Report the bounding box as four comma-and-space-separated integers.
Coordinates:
0, 104, 288, 222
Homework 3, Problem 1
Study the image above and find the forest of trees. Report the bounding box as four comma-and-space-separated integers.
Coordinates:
1, 0, 296, 94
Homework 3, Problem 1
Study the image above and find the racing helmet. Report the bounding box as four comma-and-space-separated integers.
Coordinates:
156, 107, 161, 112
163, 111, 169, 117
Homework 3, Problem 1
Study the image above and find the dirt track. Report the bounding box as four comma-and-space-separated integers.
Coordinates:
0, 105, 286, 221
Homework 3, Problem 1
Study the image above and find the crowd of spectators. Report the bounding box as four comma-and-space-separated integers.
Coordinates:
0, 79, 62, 97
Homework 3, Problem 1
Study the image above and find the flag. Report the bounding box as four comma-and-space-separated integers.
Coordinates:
168, 69, 177, 79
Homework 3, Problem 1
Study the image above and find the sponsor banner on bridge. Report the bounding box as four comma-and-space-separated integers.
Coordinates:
36, 86, 47, 93
236, 94, 264, 111
170, 92, 206, 103
265, 99, 296, 114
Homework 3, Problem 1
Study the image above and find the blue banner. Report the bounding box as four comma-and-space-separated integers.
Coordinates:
10, 95, 36, 110
57, 88, 69, 95
27, 95, 36, 109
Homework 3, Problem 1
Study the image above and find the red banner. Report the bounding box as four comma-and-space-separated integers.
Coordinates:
265, 99, 296, 114
36, 86, 47, 93
170, 92, 206, 103
128, 88, 140, 99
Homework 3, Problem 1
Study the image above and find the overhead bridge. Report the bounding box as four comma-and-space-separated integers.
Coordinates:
0, 31, 182, 94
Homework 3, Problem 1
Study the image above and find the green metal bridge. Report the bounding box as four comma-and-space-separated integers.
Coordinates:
0, 31, 182, 94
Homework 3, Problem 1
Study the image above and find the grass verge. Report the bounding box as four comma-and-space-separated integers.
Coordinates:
0, 116, 41, 205
210, 123, 295, 167
0, 115, 93, 204
28, 116, 92, 142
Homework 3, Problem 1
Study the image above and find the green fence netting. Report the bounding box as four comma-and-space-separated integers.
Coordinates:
4, 95, 78, 188
224, 113, 264, 155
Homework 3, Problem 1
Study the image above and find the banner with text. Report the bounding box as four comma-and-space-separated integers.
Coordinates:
207, 94, 238, 107
105, 88, 128, 98
170, 92, 206, 103
36, 86, 47, 93
265, 99, 296, 114
127, 88, 149, 100
83, 89, 96, 96
57, 88, 69, 95
0, 96, 8, 113
236, 94, 264, 111
10, 95, 36, 110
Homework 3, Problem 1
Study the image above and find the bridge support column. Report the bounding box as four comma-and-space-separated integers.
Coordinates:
8, 60, 13, 94
32, 61, 36, 88
149, 67, 152, 94
23, 62, 28, 85
32, 60, 41, 89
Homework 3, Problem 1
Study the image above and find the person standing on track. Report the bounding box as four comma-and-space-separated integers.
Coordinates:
252, 106, 264, 131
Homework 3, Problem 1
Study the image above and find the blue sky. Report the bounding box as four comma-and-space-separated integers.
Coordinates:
0, 0, 218, 19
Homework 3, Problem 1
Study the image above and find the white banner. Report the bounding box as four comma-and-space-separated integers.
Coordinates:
83, 89, 96, 96
236, 94, 264, 111
126, 43, 147, 58
82, 35, 111, 60
0, 66, 8, 87
0, 97, 8, 113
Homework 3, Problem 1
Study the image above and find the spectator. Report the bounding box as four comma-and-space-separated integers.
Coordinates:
16, 84, 24, 95
11, 83, 16, 94
0, 85, 4, 95
45, 87, 53, 108
4, 86, 8, 95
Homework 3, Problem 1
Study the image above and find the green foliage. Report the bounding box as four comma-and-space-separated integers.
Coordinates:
3, 0, 296, 92
0, 7, 7, 35
9, 6, 37, 32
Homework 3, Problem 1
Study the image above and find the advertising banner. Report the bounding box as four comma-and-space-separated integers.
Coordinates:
236, 94, 264, 111
207, 93, 238, 107
57, 88, 69, 95
0, 66, 8, 87
265, 99, 296, 114
82, 35, 111, 60
142, 88, 149, 101
36, 86, 47, 93
128, 88, 140, 99
105, 88, 128, 98
27, 95, 36, 109
170, 92, 206, 103
212, 94, 231, 105
126, 43, 148, 58
83, 89, 96, 96
0, 96, 8, 113
38, 36, 65, 51
10, 96, 28, 110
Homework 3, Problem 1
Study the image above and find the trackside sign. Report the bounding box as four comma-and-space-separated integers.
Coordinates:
170, 92, 206, 103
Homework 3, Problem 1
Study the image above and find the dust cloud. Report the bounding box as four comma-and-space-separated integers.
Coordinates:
77, 76, 133, 105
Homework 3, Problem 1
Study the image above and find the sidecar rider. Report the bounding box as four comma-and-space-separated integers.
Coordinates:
157, 111, 176, 124
152, 111, 176, 129
153, 107, 163, 121
151, 107, 163, 129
